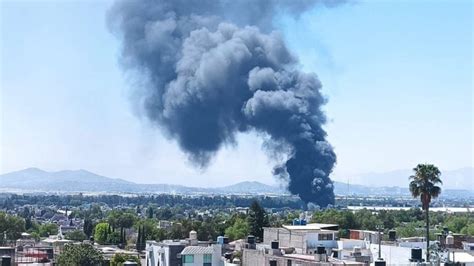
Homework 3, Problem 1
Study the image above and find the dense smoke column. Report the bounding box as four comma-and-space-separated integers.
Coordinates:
109, 0, 339, 207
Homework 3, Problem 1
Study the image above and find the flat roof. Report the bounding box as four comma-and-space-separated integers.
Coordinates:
449, 252, 474, 263
283, 254, 363, 265
281, 223, 339, 231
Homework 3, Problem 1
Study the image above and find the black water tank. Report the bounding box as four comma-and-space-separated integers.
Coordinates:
45, 248, 54, 259
374, 259, 386, 266
443, 227, 449, 235
411, 248, 422, 261
271, 241, 279, 249
247, 235, 256, 244
223, 236, 229, 244
1, 256, 11, 266
388, 230, 396, 241
317, 245, 326, 254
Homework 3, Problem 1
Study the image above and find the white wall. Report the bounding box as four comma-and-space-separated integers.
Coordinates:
183, 245, 222, 266
306, 233, 338, 250
398, 241, 436, 249
337, 239, 368, 250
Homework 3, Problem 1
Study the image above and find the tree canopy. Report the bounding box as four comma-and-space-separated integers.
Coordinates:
57, 243, 103, 266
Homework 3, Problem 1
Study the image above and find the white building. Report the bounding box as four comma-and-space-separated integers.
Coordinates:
263, 223, 339, 254
463, 241, 474, 251
146, 240, 187, 266
181, 245, 222, 266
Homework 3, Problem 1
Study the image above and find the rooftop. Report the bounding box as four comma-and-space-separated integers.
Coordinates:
282, 223, 339, 231
181, 246, 214, 255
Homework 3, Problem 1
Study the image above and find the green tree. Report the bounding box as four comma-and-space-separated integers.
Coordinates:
134, 219, 164, 241
38, 223, 58, 237
107, 231, 122, 245
396, 222, 419, 238
147, 206, 154, 219
460, 223, 474, 236
57, 243, 103, 266
445, 215, 470, 233
25, 217, 33, 230
136, 225, 146, 251
248, 200, 269, 240
0, 212, 26, 243
110, 253, 141, 266
409, 163, 442, 262
94, 223, 110, 244
65, 230, 87, 242
225, 218, 250, 241
108, 210, 137, 230
89, 205, 103, 220
83, 218, 94, 238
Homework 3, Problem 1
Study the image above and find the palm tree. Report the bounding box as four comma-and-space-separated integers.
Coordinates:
409, 164, 442, 262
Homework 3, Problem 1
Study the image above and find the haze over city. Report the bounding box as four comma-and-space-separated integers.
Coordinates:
1, 1, 473, 266
1, 0, 472, 188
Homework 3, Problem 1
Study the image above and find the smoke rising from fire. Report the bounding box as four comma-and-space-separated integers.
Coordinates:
108, 0, 342, 207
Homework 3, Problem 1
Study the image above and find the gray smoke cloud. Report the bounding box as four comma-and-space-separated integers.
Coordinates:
108, 0, 341, 207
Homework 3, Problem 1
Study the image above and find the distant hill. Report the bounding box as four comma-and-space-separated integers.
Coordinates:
0, 168, 471, 198
0, 167, 133, 192
216, 181, 284, 194
346, 167, 473, 190
0, 168, 282, 194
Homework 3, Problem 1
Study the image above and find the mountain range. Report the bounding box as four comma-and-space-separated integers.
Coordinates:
344, 167, 473, 190
0, 167, 472, 197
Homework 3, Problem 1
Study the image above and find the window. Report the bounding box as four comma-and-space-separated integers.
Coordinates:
318, 233, 333, 241
287, 259, 292, 266
203, 254, 212, 266
182, 255, 194, 263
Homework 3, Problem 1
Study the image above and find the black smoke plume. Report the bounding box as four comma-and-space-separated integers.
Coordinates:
109, 0, 340, 207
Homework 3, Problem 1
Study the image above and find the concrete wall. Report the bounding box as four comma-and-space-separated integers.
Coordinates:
242, 249, 266, 266
264, 228, 337, 254
183, 254, 204, 266
306, 233, 338, 250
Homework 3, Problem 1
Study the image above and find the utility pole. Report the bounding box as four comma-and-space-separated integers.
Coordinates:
376, 225, 383, 259
374, 225, 385, 266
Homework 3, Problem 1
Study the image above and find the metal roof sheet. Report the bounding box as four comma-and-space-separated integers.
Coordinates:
180, 246, 214, 255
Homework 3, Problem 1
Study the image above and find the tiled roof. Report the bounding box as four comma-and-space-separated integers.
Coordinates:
180, 246, 213, 255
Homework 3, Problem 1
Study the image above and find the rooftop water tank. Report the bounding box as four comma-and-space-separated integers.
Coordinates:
388, 230, 396, 241
217, 236, 224, 245
247, 235, 255, 244
271, 241, 279, 249
410, 248, 422, 262
374, 259, 386, 266
353, 246, 361, 255
189, 230, 197, 240
446, 234, 454, 246
317, 245, 326, 254
1, 256, 11, 266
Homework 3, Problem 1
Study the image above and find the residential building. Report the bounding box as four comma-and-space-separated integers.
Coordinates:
263, 223, 339, 254
181, 245, 222, 266
146, 240, 186, 266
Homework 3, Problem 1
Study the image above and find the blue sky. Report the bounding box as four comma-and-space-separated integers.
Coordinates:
1, 0, 472, 186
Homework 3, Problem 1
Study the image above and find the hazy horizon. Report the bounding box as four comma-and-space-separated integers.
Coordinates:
1, 166, 472, 190
1, 0, 472, 188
